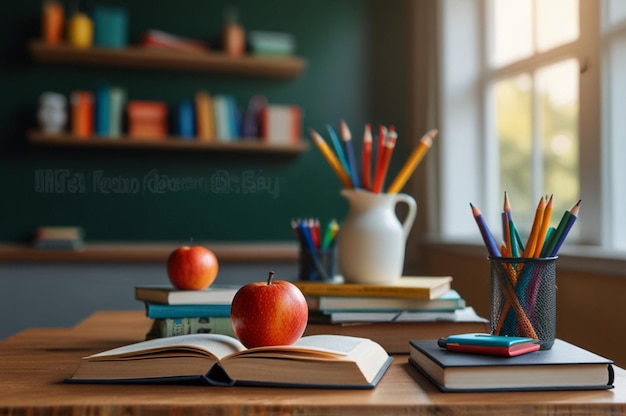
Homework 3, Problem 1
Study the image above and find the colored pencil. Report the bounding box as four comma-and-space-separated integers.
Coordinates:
309, 129, 353, 189
521, 196, 546, 258
340, 120, 360, 189
533, 194, 553, 257
372, 125, 386, 192
371, 126, 397, 193
387, 129, 438, 194
361, 123, 372, 191
546, 200, 581, 257
326, 124, 350, 174
470, 202, 502, 257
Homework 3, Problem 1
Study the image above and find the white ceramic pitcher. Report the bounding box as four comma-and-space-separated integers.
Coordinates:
337, 189, 417, 283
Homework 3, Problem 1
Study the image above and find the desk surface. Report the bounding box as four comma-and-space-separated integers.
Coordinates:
1, 311, 625, 416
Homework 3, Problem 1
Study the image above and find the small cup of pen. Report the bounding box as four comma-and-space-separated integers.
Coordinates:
292, 218, 339, 282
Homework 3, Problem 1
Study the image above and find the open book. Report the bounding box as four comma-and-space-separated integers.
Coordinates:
67, 334, 392, 389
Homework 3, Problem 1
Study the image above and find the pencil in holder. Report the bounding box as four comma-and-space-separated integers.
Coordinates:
298, 248, 336, 281
489, 256, 557, 350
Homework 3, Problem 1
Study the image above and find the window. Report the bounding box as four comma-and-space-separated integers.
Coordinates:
438, 0, 626, 254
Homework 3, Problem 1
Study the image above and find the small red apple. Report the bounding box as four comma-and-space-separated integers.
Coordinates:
167, 246, 219, 290
230, 271, 308, 348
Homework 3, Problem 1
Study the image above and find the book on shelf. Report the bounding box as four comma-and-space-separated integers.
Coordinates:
70, 90, 94, 138
126, 100, 167, 139
304, 307, 489, 354
260, 104, 302, 144
194, 90, 216, 141
408, 338, 614, 392
66, 333, 392, 389
176, 99, 195, 138
108, 87, 126, 137
306, 289, 465, 313
143, 303, 231, 319
293, 276, 452, 300
33, 226, 85, 250
94, 83, 110, 136
212, 94, 232, 141
135, 285, 239, 305
140, 29, 210, 54
248, 31, 296, 56
146, 317, 236, 339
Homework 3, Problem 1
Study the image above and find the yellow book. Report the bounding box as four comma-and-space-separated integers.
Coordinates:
293, 276, 453, 300
195, 90, 215, 141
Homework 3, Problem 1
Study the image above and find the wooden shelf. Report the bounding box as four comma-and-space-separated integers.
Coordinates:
27, 130, 309, 155
0, 241, 299, 263
28, 40, 307, 78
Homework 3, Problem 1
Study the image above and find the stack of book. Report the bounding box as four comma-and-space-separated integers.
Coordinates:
297, 276, 489, 353
134, 286, 239, 339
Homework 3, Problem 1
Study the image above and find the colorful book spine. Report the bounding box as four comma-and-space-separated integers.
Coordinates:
154, 317, 236, 338
108, 87, 126, 138
70, 91, 94, 138
94, 84, 110, 136
261, 105, 302, 144
194, 91, 215, 141
144, 302, 231, 319
177, 99, 195, 139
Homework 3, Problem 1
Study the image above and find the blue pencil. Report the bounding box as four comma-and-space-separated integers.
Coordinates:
340, 120, 360, 189
326, 124, 351, 175
470, 202, 502, 257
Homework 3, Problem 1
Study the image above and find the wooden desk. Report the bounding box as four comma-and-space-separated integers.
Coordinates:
1, 311, 625, 415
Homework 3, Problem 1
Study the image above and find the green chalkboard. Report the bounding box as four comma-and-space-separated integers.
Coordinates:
0, 0, 410, 243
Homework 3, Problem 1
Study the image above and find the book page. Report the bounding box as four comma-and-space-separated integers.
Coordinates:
86, 334, 245, 361
228, 335, 367, 360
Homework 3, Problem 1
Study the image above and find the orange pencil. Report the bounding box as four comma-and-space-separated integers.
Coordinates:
521, 196, 546, 258
309, 129, 353, 189
361, 123, 372, 191
533, 194, 553, 257
372, 127, 397, 193
387, 129, 438, 194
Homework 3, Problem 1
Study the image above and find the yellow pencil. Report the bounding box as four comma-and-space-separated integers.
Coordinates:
387, 129, 438, 194
309, 129, 353, 189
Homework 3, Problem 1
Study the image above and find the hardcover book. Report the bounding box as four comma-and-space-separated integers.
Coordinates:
143, 303, 231, 319
294, 276, 452, 300
408, 338, 614, 392
66, 333, 392, 389
146, 317, 236, 339
306, 289, 465, 313
305, 307, 489, 354
135, 286, 238, 305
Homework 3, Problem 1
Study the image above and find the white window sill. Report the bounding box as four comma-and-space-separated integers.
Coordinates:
420, 234, 626, 278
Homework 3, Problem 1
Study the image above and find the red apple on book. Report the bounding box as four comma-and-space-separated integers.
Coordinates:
167, 246, 219, 290
230, 271, 308, 348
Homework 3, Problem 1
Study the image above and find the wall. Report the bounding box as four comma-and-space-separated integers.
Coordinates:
0, 0, 412, 339
0, 0, 410, 243
0, 260, 297, 340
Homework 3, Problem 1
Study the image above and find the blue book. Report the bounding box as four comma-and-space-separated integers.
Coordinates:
94, 84, 110, 136
144, 302, 231, 319
177, 99, 195, 139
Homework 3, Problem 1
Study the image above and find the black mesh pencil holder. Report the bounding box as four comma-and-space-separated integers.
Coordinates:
489, 256, 557, 350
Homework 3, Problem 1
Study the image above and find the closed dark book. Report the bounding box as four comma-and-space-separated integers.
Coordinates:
409, 338, 614, 392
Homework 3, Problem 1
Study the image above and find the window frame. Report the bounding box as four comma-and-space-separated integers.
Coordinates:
437, 0, 603, 249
